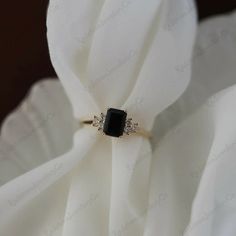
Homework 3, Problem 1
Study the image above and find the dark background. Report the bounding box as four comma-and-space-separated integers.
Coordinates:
0, 0, 236, 125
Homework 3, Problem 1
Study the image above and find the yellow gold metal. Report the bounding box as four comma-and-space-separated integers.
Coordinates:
81, 119, 151, 139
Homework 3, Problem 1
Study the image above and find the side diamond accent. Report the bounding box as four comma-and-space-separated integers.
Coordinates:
92, 113, 105, 131
124, 118, 138, 135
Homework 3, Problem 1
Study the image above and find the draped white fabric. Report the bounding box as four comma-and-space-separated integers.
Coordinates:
0, 0, 236, 235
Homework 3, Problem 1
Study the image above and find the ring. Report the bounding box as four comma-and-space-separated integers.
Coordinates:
81, 108, 151, 139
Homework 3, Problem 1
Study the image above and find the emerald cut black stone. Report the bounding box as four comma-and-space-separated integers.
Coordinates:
103, 108, 127, 137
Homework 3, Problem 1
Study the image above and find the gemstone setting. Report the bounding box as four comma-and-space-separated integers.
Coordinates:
92, 108, 139, 137
103, 108, 127, 137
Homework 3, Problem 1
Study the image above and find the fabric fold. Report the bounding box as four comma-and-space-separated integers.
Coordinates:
0, 127, 98, 228
144, 85, 236, 236
109, 136, 146, 236
62, 136, 111, 236
185, 85, 236, 236
86, 0, 163, 109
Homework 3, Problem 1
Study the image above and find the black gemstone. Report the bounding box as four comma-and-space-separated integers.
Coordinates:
103, 108, 127, 137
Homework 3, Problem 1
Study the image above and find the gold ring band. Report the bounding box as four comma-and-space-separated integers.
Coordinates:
81, 120, 151, 139
80, 108, 151, 139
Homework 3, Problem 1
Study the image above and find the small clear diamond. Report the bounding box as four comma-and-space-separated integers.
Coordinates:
124, 118, 138, 135
92, 113, 105, 130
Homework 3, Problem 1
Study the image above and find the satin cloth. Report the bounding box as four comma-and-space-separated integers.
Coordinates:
0, 0, 236, 235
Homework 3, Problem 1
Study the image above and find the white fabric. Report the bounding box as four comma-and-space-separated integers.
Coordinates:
0, 0, 236, 235
47, 0, 196, 235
